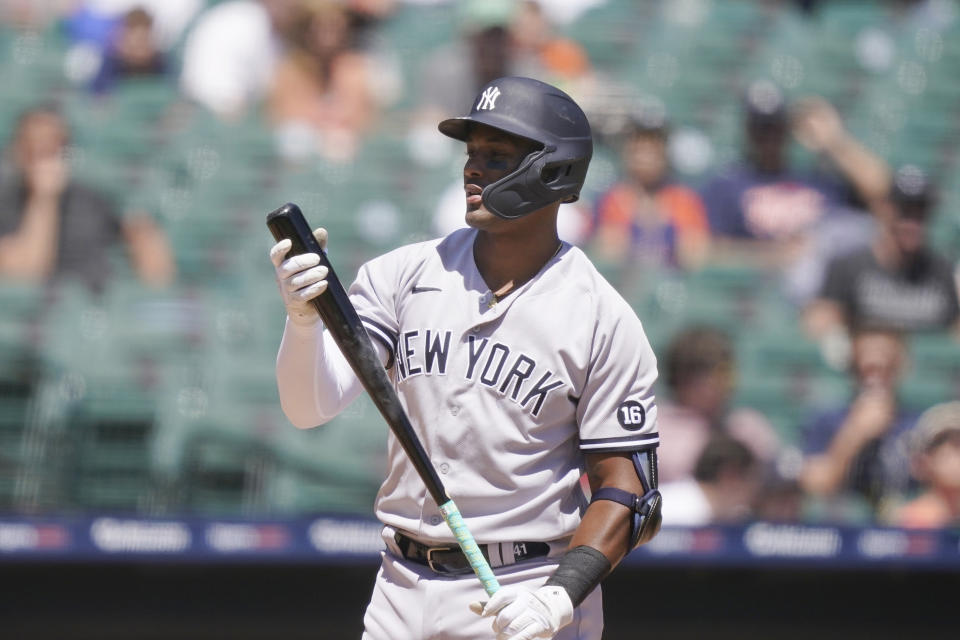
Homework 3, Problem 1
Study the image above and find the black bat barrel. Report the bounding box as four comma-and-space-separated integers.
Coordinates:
266, 203, 449, 507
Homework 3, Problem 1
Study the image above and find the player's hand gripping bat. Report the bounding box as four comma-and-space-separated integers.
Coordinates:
267, 203, 500, 596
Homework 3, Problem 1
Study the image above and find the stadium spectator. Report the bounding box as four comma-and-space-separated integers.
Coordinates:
699, 82, 889, 303
0, 106, 174, 292
658, 434, 762, 526
804, 165, 960, 349
89, 7, 168, 95
656, 325, 781, 485
63, 0, 203, 52
509, 0, 594, 96
887, 401, 960, 529
798, 329, 918, 523
587, 102, 710, 273
267, 0, 378, 163
179, 0, 300, 119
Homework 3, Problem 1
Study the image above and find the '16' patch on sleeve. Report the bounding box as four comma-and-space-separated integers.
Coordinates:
617, 400, 646, 430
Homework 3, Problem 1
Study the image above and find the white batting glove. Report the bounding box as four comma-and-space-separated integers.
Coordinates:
268, 227, 329, 327
470, 585, 574, 640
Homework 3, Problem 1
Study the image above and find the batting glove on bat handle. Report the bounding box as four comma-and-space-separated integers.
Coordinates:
470, 585, 574, 640
269, 227, 330, 327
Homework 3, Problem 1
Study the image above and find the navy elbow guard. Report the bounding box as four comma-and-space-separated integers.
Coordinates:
589, 449, 662, 548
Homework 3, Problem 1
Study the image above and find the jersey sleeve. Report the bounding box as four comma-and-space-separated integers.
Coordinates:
347, 250, 402, 369
576, 299, 659, 453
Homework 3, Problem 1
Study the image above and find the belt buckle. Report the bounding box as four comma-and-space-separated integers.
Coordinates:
426, 546, 455, 574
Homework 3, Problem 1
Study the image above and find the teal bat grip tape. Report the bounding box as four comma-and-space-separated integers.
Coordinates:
439, 500, 500, 596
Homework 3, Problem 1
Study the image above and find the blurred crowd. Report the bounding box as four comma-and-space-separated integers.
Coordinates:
1, 0, 960, 530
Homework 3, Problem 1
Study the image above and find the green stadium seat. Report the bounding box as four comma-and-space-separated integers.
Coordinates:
0, 26, 68, 99
267, 394, 386, 515
899, 373, 957, 413
150, 370, 281, 515
563, 1, 644, 73
266, 464, 380, 516
376, 3, 458, 110
108, 78, 182, 122
640, 265, 789, 340
176, 427, 273, 515
813, 2, 886, 34
0, 282, 44, 508
909, 334, 960, 390
732, 376, 806, 442
62, 377, 160, 512
0, 395, 32, 509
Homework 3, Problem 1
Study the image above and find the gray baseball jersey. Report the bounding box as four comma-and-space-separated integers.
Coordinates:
349, 227, 659, 544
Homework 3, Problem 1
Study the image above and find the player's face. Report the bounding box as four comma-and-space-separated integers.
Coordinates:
462, 123, 539, 229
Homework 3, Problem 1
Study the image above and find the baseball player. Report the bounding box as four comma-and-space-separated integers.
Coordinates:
270, 77, 662, 640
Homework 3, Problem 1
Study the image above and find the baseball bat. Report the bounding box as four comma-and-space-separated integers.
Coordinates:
267, 203, 500, 595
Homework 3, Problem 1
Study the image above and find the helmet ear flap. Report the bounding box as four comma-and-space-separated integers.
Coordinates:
541, 165, 562, 185
541, 162, 575, 183
482, 147, 552, 219
541, 162, 582, 201
543, 156, 587, 203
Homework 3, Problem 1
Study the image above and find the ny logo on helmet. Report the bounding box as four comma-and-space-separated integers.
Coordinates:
476, 86, 501, 111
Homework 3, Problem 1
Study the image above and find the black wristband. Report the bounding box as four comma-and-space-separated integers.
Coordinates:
544, 545, 612, 607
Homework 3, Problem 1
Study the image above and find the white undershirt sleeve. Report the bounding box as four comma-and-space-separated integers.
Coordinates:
276, 316, 382, 428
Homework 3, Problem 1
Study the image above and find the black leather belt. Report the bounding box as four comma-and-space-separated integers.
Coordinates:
394, 531, 551, 576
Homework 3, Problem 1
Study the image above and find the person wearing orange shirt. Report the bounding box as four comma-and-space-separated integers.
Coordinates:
267, 0, 378, 162
588, 106, 709, 272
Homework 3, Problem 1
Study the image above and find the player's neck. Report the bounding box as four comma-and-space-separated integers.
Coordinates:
473, 227, 562, 299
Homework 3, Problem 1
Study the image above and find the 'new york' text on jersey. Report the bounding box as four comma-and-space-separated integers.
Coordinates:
349, 228, 659, 544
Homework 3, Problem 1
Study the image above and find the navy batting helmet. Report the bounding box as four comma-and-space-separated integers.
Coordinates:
438, 76, 593, 219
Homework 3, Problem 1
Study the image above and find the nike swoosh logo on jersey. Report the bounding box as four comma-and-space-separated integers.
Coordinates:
411, 285, 442, 294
